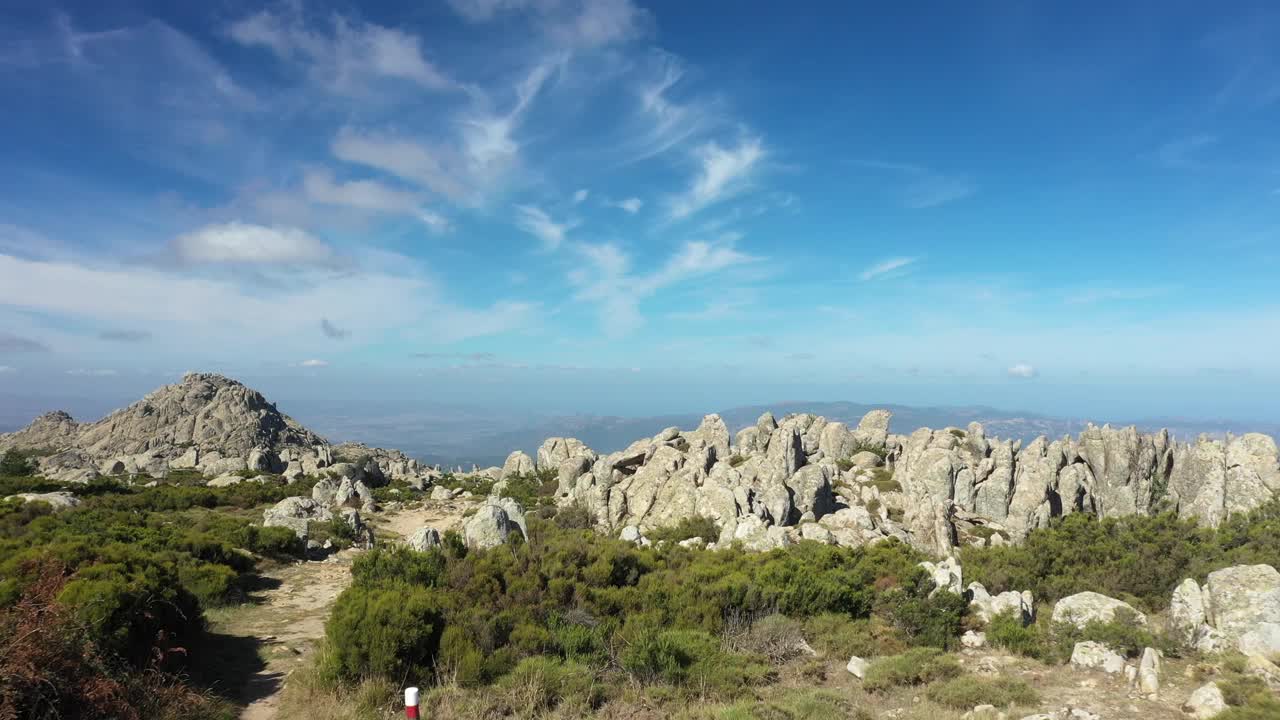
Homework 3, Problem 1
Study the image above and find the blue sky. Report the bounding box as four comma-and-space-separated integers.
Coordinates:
1, 0, 1279, 423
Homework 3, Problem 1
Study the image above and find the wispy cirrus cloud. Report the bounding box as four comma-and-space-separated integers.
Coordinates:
668, 136, 766, 220
228, 4, 454, 93
514, 205, 577, 250
853, 160, 975, 209
859, 257, 918, 281
570, 239, 759, 336
605, 197, 643, 214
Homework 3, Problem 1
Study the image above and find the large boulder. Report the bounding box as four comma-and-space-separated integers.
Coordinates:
1069, 641, 1125, 674
1183, 682, 1227, 719
1202, 564, 1280, 656
967, 582, 1034, 625
406, 527, 442, 551
263, 496, 332, 541
852, 410, 891, 449
464, 503, 525, 550
501, 451, 535, 480
1051, 591, 1148, 629
4, 491, 81, 512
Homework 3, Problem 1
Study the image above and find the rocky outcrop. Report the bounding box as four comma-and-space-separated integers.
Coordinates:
407, 527, 442, 551
1052, 591, 1148, 629
3, 491, 81, 512
0, 411, 81, 452
1, 373, 333, 481
550, 407, 1279, 555
262, 496, 332, 542
1069, 641, 1126, 674
464, 501, 527, 550
968, 582, 1035, 625
1169, 564, 1280, 656
1183, 682, 1227, 719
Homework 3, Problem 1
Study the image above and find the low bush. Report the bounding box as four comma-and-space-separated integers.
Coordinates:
802, 613, 905, 658
986, 609, 1044, 658
962, 499, 1280, 612
862, 647, 961, 691
552, 501, 595, 530
648, 515, 720, 545
925, 675, 1038, 709
0, 450, 34, 476
880, 578, 967, 649
323, 586, 446, 682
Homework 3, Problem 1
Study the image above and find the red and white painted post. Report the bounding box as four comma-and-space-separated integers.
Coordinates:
404, 687, 420, 719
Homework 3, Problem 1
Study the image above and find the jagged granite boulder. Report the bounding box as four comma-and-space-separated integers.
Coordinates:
406, 527, 442, 551
464, 503, 526, 549
1052, 591, 1148, 629
263, 496, 332, 542
4, 491, 81, 511
0, 410, 82, 453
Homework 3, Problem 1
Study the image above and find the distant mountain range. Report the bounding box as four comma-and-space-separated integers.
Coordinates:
6, 389, 1275, 470
330, 401, 1280, 469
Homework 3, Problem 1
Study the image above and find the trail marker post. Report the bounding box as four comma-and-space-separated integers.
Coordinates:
405, 687, 420, 718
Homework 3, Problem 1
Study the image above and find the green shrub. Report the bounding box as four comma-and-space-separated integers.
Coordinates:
986, 609, 1044, 658
324, 586, 445, 681
880, 581, 967, 649
925, 675, 1038, 709
648, 515, 719, 545
802, 613, 904, 658
1218, 696, 1280, 719
351, 545, 448, 589
0, 450, 34, 477
862, 647, 961, 691
57, 561, 204, 668
552, 502, 595, 530
962, 500, 1280, 613
502, 469, 560, 509
867, 468, 900, 492
1220, 673, 1270, 707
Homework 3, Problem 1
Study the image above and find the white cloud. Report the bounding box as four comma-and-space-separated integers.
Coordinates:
0, 366, 14, 374
669, 136, 766, 220
571, 239, 758, 336
628, 53, 713, 162
228, 7, 452, 93
332, 128, 468, 201
171, 222, 336, 266
298, 359, 329, 368
667, 300, 747, 322
859, 257, 917, 281
418, 209, 452, 234
514, 205, 577, 250
1007, 363, 1038, 379
0, 252, 539, 357
302, 168, 421, 213
331, 58, 558, 207
67, 368, 118, 377
448, 0, 645, 49
606, 197, 643, 213
903, 175, 976, 209
854, 161, 975, 209
572, 188, 589, 204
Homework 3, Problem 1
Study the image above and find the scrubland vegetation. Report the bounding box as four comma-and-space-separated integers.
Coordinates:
2, 450, 1280, 718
